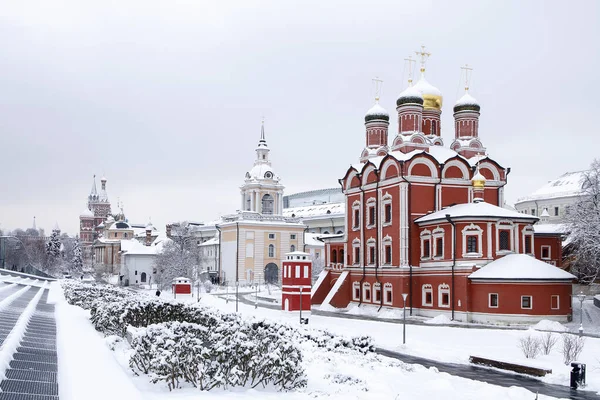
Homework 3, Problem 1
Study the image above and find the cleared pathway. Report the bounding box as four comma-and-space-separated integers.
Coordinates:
0, 272, 58, 400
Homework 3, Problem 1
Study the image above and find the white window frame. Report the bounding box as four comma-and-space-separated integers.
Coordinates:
495, 220, 514, 255
382, 235, 392, 265
551, 295, 560, 310
522, 225, 534, 255
352, 282, 360, 301
383, 283, 393, 305
489, 293, 499, 308
373, 282, 381, 303
438, 284, 450, 308
295, 265, 300, 278
367, 238, 376, 266
268, 244, 275, 258
420, 229, 432, 260
422, 284, 433, 307
290, 234, 296, 240
521, 295, 533, 310
362, 282, 371, 302
462, 223, 483, 258
352, 200, 361, 231
382, 193, 393, 226
352, 239, 361, 265
541, 245, 551, 260
366, 197, 376, 228
432, 226, 445, 259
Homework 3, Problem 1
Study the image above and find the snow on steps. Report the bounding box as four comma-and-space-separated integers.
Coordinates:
311, 270, 329, 298
0, 285, 30, 314
321, 271, 349, 309
0, 284, 45, 380
0, 283, 18, 295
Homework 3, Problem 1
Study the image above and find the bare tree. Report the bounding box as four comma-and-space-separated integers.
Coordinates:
154, 240, 197, 290
566, 159, 600, 284
561, 334, 586, 365
540, 332, 558, 355
518, 335, 541, 359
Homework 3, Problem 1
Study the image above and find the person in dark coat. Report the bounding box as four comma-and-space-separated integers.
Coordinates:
155, 289, 161, 297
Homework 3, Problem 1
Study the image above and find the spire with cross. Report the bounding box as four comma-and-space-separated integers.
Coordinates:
404, 55, 417, 85
372, 77, 383, 102
461, 64, 473, 92
415, 45, 431, 74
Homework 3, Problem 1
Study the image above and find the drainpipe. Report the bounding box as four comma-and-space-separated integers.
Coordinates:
358, 174, 366, 307
445, 214, 456, 321
400, 161, 413, 315
434, 163, 444, 211
375, 169, 383, 311
215, 225, 222, 285
498, 167, 510, 207
302, 226, 309, 252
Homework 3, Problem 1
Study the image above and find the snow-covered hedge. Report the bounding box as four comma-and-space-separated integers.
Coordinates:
62, 280, 133, 310
129, 320, 306, 391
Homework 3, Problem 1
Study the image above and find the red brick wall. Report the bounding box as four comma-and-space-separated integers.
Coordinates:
534, 235, 563, 268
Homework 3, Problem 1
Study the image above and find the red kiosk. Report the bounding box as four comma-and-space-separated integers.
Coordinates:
281, 251, 312, 323
172, 277, 192, 296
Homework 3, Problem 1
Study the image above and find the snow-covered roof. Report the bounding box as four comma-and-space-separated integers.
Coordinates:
247, 163, 279, 181
533, 223, 568, 235
283, 202, 345, 219
455, 92, 479, 107
413, 75, 442, 97
415, 201, 539, 224
365, 102, 389, 118
80, 208, 94, 217
120, 237, 169, 255
199, 237, 219, 246
469, 254, 576, 281
398, 85, 424, 100
516, 171, 586, 203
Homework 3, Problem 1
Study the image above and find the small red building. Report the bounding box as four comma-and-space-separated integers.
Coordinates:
281, 251, 312, 312
172, 277, 192, 295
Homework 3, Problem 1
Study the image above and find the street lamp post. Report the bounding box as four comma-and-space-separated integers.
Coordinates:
255, 282, 258, 309
299, 286, 303, 324
577, 292, 586, 336
235, 280, 239, 312
402, 293, 408, 345
226, 284, 229, 304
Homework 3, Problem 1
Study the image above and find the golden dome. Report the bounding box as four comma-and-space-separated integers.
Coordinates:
472, 170, 486, 189
413, 74, 443, 110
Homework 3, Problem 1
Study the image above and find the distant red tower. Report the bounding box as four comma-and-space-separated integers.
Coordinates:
281, 251, 312, 313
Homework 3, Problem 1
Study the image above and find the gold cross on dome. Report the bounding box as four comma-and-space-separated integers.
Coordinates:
372, 77, 383, 101
415, 45, 431, 73
461, 64, 473, 91
404, 55, 416, 84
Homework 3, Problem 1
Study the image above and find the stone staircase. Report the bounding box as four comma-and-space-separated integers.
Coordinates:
0, 272, 58, 400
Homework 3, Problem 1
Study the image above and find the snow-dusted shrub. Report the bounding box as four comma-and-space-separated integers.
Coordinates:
541, 331, 558, 355
518, 334, 541, 358
129, 320, 306, 392
300, 330, 374, 354
561, 333, 586, 365
203, 280, 214, 293
61, 280, 132, 310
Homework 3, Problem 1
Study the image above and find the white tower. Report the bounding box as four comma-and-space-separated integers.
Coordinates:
240, 120, 285, 215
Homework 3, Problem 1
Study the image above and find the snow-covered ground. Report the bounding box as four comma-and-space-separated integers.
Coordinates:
198, 293, 600, 396
50, 282, 574, 399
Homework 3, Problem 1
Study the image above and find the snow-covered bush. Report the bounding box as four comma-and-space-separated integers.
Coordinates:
62, 280, 132, 310
203, 280, 214, 293
541, 331, 558, 355
518, 334, 541, 359
129, 320, 306, 392
561, 333, 586, 365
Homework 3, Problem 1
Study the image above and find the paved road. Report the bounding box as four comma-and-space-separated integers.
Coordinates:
0, 272, 58, 400
221, 292, 600, 399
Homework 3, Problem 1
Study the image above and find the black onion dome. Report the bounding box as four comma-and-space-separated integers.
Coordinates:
453, 92, 480, 113
365, 102, 390, 122
396, 85, 424, 107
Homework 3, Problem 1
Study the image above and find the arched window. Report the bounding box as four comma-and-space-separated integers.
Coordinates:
268, 244, 275, 258
332, 249, 337, 263
262, 194, 274, 214
290, 245, 296, 252
124, 233, 128, 238
140, 272, 147, 283
339, 249, 345, 265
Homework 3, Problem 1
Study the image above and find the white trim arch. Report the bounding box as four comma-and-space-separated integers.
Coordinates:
361, 165, 378, 186
380, 159, 400, 180
407, 156, 439, 178
478, 161, 501, 181
442, 160, 470, 180
462, 223, 483, 257
345, 170, 360, 190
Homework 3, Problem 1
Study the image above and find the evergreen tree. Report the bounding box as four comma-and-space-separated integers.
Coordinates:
45, 230, 62, 270
71, 240, 84, 274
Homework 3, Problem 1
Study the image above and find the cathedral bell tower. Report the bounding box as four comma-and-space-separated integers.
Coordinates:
360, 78, 389, 163
240, 120, 285, 215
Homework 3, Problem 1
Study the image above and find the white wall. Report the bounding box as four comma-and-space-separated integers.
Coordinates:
123, 254, 156, 287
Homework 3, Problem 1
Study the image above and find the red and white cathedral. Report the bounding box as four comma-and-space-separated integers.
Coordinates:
314, 53, 575, 323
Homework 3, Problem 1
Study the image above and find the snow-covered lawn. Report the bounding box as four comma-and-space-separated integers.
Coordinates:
51, 281, 589, 399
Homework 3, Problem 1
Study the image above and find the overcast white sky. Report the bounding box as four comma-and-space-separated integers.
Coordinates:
1, 0, 598, 235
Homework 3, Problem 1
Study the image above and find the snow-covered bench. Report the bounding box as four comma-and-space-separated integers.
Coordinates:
469, 355, 552, 377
